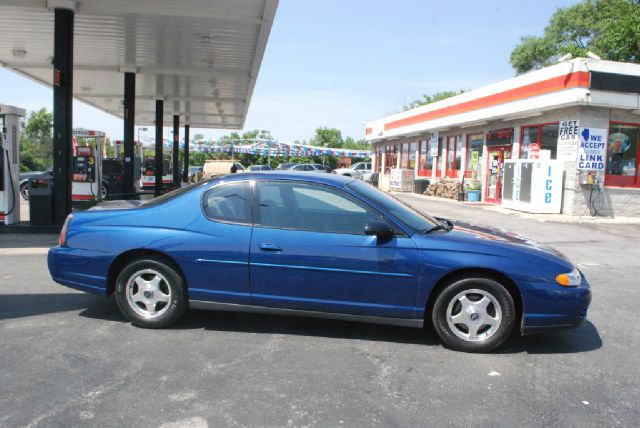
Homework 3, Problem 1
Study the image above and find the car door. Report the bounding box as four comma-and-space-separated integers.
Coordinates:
185, 181, 253, 304
249, 180, 420, 319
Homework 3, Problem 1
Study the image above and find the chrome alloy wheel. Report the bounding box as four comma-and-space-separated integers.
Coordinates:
125, 269, 172, 319
446, 289, 502, 342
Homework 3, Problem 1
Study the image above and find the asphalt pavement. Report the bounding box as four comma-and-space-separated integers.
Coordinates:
1, 194, 639, 427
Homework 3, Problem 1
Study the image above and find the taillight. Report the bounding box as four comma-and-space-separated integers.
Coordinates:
59, 214, 73, 247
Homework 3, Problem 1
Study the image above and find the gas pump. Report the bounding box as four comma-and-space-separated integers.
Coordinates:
114, 139, 143, 193
140, 151, 173, 192
72, 129, 104, 203
0, 104, 25, 225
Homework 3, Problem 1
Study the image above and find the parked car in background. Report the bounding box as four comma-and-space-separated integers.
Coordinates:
19, 168, 51, 200
48, 172, 591, 353
202, 160, 244, 179
248, 165, 274, 171
290, 163, 330, 172
276, 163, 295, 170
333, 162, 372, 179
20, 162, 118, 200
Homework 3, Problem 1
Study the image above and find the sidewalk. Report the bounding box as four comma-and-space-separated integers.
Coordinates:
392, 191, 640, 225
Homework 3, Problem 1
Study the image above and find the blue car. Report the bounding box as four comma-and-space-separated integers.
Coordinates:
48, 172, 591, 352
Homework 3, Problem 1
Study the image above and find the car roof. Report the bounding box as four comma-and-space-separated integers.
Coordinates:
210, 171, 356, 187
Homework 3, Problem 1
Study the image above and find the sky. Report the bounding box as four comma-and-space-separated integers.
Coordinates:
0, 0, 581, 144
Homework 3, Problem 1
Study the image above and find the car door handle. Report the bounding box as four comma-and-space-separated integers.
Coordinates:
259, 243, 282, 252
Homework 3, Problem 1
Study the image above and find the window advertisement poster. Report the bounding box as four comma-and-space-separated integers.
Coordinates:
429, 132, 439, 157
577, 127, 607, 171
557, 120, 580, 161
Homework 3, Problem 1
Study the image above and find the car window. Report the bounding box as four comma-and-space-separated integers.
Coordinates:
203, 182, 252, 224
257, 181, 381, 234
347, 180, 438, 233
355, 164, 364, 170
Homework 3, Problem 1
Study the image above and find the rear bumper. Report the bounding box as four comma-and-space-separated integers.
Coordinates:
520, 275, 592, 335
48, 246, 114, 296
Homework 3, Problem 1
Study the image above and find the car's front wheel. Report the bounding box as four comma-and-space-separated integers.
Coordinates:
115, 258, 188, 328
432, 277, 515, 352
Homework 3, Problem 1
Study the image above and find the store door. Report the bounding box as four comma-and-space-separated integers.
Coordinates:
485, 145, 512, 203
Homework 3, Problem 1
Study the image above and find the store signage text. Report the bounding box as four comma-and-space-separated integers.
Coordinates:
557, 120, 580, 161
545, 165, 553, 203
577, 127, 607, 171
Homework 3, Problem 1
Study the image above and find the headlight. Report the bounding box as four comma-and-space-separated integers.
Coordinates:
556, 267, 581, 287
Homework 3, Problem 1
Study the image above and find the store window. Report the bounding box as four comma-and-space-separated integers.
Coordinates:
606, 122, 639, 188
445, 135, 463, 178
419, 140, 427, 172
520, 123, 559, 159
408, 142, 417, 169
418, 136, 441, 176
465, 133, 483, 178
401, 143, 409, 168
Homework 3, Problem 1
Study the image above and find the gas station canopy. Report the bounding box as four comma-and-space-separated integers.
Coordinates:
0, 0, 278, 129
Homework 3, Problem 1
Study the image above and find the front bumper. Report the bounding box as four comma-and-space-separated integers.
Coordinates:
520, 273, 592, 335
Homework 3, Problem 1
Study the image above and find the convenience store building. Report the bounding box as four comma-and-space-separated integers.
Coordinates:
364, 58, 640, 216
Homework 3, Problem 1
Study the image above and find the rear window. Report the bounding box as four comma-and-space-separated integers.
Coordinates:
141, 182, 201, 207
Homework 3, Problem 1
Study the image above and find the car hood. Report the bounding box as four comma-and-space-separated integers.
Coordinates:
434, 220, 568, 260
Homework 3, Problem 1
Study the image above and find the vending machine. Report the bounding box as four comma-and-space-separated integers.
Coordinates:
0, 104, 25, 225
502, 159, 563, 214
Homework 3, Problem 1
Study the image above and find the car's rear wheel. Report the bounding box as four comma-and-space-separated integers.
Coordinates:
115, 258, 187, 328
432, 277, 515, 352
100, 183, 109, 199
20, 182, 29, 200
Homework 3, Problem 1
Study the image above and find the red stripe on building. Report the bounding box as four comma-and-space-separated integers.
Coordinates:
365, 127, 372, 135
384, 71, 590, 131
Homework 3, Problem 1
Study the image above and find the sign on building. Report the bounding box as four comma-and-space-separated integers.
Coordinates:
557, 120, 580, 161
577, 127, 607, 171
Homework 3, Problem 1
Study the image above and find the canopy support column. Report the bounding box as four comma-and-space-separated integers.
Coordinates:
172, 115, 179, 187
52, 7, 74, 225
123, 72, 135, 199
154, 100, 163, 197
183, 124, 190, 183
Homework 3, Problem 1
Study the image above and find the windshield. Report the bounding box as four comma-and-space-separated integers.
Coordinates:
347, 180, 438, 233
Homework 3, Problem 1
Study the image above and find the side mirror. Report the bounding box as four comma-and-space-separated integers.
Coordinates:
364, 221, 394, 239
435, 217, 454, 230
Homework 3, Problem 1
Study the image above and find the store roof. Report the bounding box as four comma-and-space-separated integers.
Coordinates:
0, 0, 278, 129
365, 58, 640, 141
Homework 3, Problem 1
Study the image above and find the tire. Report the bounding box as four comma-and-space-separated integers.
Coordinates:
115, 258, 188, 328
432, 277, 515, 353
20, 182, 29, 200
100, 183, 109, 200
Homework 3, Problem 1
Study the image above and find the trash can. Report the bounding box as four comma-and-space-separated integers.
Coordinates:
29, 174, 54, 226
414, 179, 430, 194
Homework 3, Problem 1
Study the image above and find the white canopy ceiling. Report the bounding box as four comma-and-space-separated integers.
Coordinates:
0, 0, 278, 129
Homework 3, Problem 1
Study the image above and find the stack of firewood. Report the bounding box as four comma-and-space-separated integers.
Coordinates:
424, 179, 463, 200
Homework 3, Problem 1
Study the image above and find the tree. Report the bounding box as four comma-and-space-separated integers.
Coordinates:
310, 127, 343, 148
510, 0, 640, 74
20, 107, 53, 171
403, 90, 466, 111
